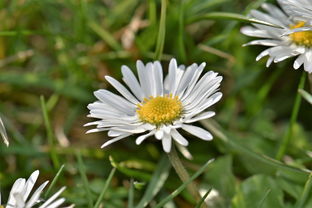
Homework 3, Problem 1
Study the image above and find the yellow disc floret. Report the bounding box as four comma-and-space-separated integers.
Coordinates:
289, 21, 312, 47
137, 94, 182, 125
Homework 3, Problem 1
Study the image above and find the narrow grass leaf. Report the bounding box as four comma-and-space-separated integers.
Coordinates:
40, 96, 60, 169
295, 173, 312, 208
135, 155, 171, 208
128, 179, 134, 208
194, 188, 212, 208
89, 22, 122, 51
276, 73, 306, 160
94, 167, 116, 208
0, 116, 9, 146
200, 120, 311, 177
44, 164, 66, 198
154, 0, 167, 60
76, 151, 94, 208
109, 156, 151, 181
154, 159, 214, 208
187, 12, 283, 28
178, 1, 186, 62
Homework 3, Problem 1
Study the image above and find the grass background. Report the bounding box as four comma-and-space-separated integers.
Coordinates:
0, 0, 312, 207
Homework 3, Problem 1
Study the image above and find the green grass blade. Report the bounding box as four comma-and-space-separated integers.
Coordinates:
40, 96, 60, 169
295, 173, 312, 208
276, 72, 306, 160
44, 164, 66, 198
135, 155, 171, 208
194, 188, 212, 208
0, 116, 9, 146
154, 159, 214, 208
154, 0, 167, 60
128, 179, 134, 208
178, 1, 186, 62
94, 167, 117, 208
89, 22, 122, 51
76, 151, 94, 208
200, 120, 310, 177
187, 12, 283, 28
298, 89, 312, 105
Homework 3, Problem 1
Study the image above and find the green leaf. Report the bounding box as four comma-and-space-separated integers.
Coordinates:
154, 159, 214, 208
187, 12, 283, 28
155, 0, 167, 60
94, 167, 117, 208
232, 175, 284, 208
204, 155, 236, 199
135, 155, 171, 208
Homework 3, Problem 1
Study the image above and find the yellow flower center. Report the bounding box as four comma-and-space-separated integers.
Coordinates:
289, 21, 312, 47
0, 206, 4, 208
137, 94, 182, 125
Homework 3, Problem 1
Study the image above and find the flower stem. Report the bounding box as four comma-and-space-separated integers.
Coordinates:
167, 145, 208, 208
275, 72, 306, 160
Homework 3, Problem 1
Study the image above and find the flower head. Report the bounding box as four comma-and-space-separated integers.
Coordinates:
0, 170, 67, 208
85, 59, 223, 153
277, 0, 312, 24
241, 2, 312, 73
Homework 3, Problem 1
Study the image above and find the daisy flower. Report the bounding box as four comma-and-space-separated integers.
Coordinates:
277, 0, 312, 24
241, 2, 312, 73
85, 59, 223, 153
0, 170, 67, 208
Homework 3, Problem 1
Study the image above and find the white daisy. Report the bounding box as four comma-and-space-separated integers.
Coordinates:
277, 0, 312, 24
241, 3, 312, 73
0, 170, 67, 208
85, 59, 223, 153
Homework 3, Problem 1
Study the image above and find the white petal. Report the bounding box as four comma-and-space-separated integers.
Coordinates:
7, 178, 26, 208
135, 131, 155, 145
105, 76, 139, 104
176, 63, 205, 96
171, 129, 189, 146
155, 129, 164, 140
137, 60, 151, 97
294, 54, 305, 69
153, 61, 164, 96
25, 181, 49, 208
162, 133, 172, 153
243, 39, 280, 47
38, 187, 66, 208
101, 134, 131, 148
23, 170, 39, 201
121, 65, 144, 100
185, 111, 216, 123
40, 198, 65, 208
167, 59, 177, 94
304, 50, 312, 73
94, 90, 136, 115
240, 26, 272, 38
182, 124, 213, 141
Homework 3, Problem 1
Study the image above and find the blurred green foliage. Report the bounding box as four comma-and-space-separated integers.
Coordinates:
0, 0, 311, 207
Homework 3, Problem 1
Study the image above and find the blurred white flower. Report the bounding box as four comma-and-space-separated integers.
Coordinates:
85, 59, 223, 153
277, 0, 312, 24
241, 3, 312, 73
0, 170, 67, 208
0, 117, 9, 147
